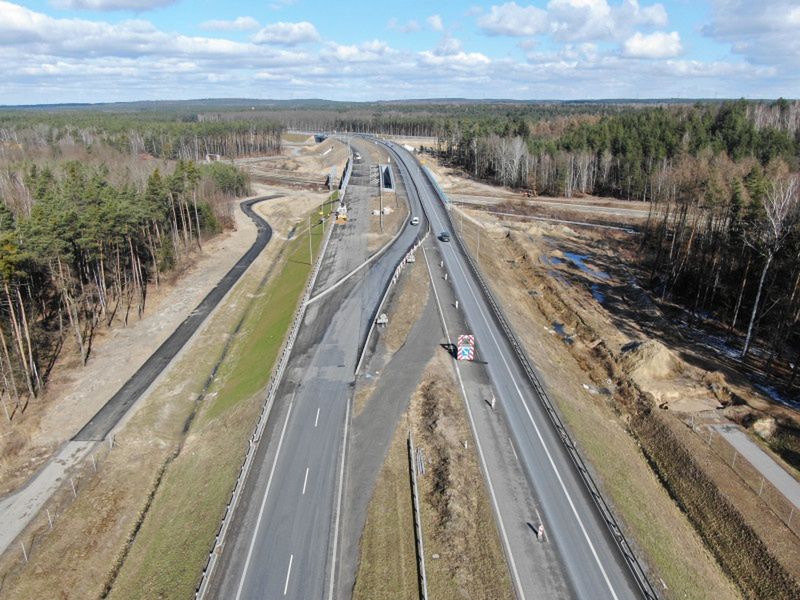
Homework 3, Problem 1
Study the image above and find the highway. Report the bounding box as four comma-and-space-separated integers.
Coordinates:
206, 139, 427, 599
379, 139, 653, 600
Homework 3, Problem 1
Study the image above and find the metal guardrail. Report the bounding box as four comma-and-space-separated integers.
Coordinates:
354, 231, 427, 374
412, 161, 660, 600
408, 432, 429, 600
195, 152, 344, 600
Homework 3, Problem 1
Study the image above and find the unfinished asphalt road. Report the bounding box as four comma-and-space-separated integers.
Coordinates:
74, 195, 278, 442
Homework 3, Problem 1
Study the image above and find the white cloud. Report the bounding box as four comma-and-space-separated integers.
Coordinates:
51, 0, 176, 9
0, 0, 792, 104
427, 14, 444, 32
623, 30, 681, 58
252, 21, 320, 45
387, 18, 421, 33
479, 0, 668, 42
702, 1, 800, 68
321, 40, 392, 63
433, 36, 463, 56
479, 2, 548, 36
200, 17, 260, 32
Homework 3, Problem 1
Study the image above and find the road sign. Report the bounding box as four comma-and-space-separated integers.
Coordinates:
457, 334, 475, 361
457, 345, 474, 361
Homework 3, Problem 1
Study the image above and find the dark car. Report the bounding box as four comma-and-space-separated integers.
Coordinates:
439, 231, 451, 242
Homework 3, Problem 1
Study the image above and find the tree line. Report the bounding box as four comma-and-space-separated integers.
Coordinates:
0, 158, 248, 419
0, 111, 283, 162
423, 99, 800, 386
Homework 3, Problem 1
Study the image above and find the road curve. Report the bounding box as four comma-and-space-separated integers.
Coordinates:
378, 139, 655, 600
74, 195, 278, 442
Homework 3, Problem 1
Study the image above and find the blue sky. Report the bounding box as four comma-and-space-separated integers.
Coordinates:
1, 0, 798, 104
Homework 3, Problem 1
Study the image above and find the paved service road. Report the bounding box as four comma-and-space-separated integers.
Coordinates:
379, 139, 649, 600
207, 139, 427, 600
74, 195, 277, 442
713, 424, 800, 507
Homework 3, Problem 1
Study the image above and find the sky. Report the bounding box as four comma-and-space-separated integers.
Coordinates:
1, 0, 799, 105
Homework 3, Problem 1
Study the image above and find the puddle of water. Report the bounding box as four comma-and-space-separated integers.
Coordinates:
563, 252, 611, 280
591, 284, 605, 303
552, 322, 574, 345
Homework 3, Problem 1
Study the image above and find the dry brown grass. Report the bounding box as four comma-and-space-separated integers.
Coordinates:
352, 351, 513, 600
383, 259, 430, 354
409, 354, 514, 600
352, 415, 418, 600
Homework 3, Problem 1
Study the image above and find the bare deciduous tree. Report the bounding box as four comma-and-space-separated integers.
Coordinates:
742, 173, 800, 358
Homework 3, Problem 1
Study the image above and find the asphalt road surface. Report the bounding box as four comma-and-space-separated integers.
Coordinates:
207, 139, 427, 600
380, 139, 647, 600
74, 195, 277, 442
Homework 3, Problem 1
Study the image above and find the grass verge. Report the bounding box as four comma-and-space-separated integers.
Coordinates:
107, 214, 325, 598
352, 417, 418, 600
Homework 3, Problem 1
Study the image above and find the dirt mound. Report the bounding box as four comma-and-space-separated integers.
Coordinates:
621, 340, 684, 380
621, 340, 723, 412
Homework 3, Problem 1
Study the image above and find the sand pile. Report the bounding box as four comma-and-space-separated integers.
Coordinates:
621, 340, 724, 412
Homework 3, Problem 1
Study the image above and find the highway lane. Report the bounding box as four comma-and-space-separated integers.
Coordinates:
207, 139, 427, 600
380, 140, 650, 600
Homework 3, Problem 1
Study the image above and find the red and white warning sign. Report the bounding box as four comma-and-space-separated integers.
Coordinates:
457, 334, 475, 361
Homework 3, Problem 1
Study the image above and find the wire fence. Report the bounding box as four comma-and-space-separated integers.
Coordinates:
2, 437, 115, 580
685, 420, 800, 538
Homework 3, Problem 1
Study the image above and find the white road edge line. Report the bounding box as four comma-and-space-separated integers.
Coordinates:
424, 181, 621, 600
302, 467, 309, 495
314, 407, 320, 428
421, 242, 526, 600
283, 554, 294, 596
234, 398, 295, 600
327, 393, 351, 600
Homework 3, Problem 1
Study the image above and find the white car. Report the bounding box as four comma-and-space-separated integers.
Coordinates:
410, 216, 420, 225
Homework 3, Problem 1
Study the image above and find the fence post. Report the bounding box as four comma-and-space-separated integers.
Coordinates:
20, 541, 27, 563
731, 450, 737, 468
758, 477, 765, 497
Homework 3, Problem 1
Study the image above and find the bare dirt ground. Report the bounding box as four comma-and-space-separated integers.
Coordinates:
239, 137, 349, 190
418, 148, 653, 229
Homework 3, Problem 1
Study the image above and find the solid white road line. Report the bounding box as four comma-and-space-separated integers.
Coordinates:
234, 399, 295, 600
314, 407, 320, 428
423, 182, 621, 600
302, 467, 309, 495
283, 554, 294, 596
327, 395, 351, 600
421, 242, 526, 600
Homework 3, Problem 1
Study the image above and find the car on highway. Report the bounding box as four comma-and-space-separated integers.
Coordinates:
439, 230, 451, 242
410, 216, 420, 225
